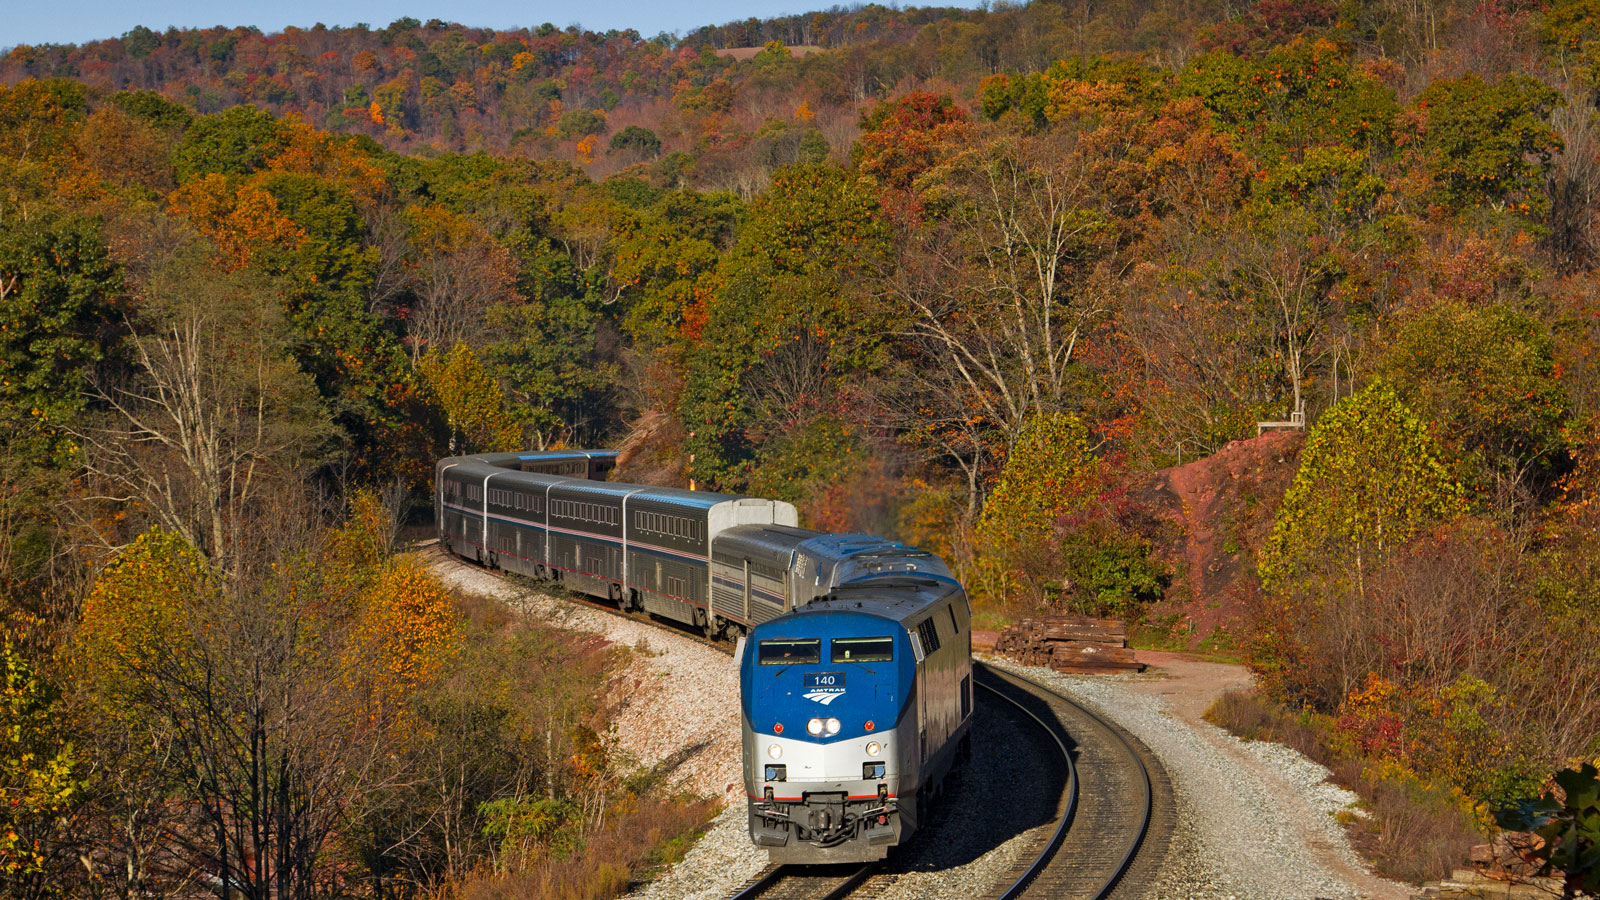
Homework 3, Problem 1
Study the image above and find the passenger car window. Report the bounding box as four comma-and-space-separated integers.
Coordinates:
831, 637, 894, 663
758, 639, 821, 665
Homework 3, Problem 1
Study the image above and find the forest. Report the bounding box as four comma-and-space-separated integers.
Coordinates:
4, 0, 1600, 894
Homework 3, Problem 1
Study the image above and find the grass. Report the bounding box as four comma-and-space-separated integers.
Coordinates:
453, 795, 719, 900
1205, 689, 1484, 884
1127, 613, 1245, 663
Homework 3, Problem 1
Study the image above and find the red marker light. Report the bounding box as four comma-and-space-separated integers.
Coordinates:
865, 720, 875, 731
773, 723, 783, 734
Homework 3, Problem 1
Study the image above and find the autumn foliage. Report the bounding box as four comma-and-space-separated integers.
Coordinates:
6, 0, 1600, 891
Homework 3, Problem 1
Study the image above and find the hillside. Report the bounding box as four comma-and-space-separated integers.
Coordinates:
5, 0, 1600, 894
1, 1, 1336, 185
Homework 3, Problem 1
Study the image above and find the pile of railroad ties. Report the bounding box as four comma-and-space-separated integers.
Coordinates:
992, 614, 1147, 674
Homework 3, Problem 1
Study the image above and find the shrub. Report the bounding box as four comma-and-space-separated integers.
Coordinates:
1049, 520, 1166, 618
556, 109, 607, 139
609, 125, 661, 156
1496, 763, 1600, 898
1206, 689, 1485, 884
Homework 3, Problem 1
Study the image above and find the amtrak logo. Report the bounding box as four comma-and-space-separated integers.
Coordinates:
803, 688, 845, 705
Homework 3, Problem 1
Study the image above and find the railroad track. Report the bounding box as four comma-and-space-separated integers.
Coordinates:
972, 663, 1166, 899
426, 540, 1171, 900
726, 863, 881, 900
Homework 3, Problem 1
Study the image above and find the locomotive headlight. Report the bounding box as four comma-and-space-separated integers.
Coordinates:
806, 718, 824, 736
865, 741, 881, 757
825, 717, 841, 736
768, 743, 783, 760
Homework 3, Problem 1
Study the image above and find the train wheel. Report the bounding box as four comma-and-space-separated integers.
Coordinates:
488, 551, 499, 569
702, 613, 723, 641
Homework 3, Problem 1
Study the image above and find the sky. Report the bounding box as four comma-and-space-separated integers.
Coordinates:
3, 0, 903, 49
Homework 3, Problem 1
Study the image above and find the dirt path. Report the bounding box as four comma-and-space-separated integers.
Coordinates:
1126, 650, 1410, 900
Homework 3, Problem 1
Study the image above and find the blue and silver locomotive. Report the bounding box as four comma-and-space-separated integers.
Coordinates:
740, 539, 972, 864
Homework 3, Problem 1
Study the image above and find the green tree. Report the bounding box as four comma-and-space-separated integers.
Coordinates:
0, 211, 122, 467
608, 125, 661, 156
1378, 303, 1570, 494
555, 109, 606, 139
609, 189, 738, 352
1260, 380, 1466, 589
1411, 74, 1562, 214
171, 105, 288, 182
486, 295, 617, 448
681, 164, 888, 487
109, 90, 193, 130
1178, 39, 1398, 165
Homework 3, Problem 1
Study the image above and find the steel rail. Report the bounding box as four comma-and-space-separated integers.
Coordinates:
975, 676, 1080, 899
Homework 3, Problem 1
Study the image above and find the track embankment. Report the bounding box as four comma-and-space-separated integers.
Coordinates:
427, 545, 1406, 900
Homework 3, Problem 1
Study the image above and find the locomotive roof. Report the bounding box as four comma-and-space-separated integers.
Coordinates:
713, 524, 822, 556
765, 576, 963, 630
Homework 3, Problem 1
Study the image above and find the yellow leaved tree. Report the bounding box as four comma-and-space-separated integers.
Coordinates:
347, 554, 460, 716
972, 412, 1099, 606
418, 342, 521, 455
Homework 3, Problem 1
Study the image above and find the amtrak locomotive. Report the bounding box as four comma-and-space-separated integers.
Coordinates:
741, 557, 972, 863
435, 450, 975, 861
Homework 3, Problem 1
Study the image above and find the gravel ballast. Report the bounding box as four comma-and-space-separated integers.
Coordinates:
986, 656, 1408, 900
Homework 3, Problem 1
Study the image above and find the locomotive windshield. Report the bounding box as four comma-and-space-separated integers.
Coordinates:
758, 639, 820, 665
831, 637, 894, 663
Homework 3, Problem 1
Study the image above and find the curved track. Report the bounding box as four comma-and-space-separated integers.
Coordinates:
428, 541, 1169, 900
973, 663, 1162, 900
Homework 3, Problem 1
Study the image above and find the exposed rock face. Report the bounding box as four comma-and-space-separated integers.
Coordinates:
612, 409, 690, 487
1129, 430, 1305, 639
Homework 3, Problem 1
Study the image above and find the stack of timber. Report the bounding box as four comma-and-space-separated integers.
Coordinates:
993, 615, 1147, 674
